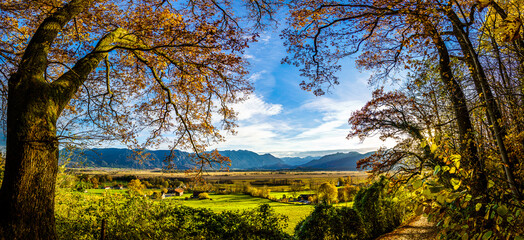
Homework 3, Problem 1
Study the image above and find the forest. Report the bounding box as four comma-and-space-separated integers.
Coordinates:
0, 0, 524, 239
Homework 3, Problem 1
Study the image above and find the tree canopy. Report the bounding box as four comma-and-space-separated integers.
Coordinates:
0, 0, 278, 238
284, 0, 524, 238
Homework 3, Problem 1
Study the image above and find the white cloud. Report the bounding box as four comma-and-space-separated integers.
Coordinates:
215, 123, 279, 150
258, 33, 271, 43
233, 94, 283, 121
248, 71, 266, 83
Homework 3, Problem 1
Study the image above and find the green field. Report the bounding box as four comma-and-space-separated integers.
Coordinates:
81, 189, 315, 234
69, 170, 366, 235
168, 193, 314, 234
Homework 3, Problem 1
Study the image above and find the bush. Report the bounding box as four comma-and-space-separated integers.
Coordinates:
295, 204, 364, 240
353, 177, 404, 239
152, 191, 163, 200
198, 192, 210, 199
296, 177, 409, 240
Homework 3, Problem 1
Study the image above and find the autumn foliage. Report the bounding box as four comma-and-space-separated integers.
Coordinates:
284, 0, 524, 238
0, 0, 278, 239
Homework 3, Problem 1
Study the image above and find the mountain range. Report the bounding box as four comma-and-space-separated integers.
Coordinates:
63, 148, 373, 171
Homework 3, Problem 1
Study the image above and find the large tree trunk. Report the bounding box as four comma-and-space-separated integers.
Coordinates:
445, 9, 521, 199
0, 76, 60, 239
422, 19, 488, 196
0, 1, 116, 238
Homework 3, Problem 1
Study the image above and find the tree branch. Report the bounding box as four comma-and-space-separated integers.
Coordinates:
15, 0, 93, 85
51, 28, 129, 114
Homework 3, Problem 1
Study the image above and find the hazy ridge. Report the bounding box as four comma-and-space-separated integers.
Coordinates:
64, 148, 373, 171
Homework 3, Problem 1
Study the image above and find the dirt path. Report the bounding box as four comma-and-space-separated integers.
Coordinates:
375, 215, 438, 240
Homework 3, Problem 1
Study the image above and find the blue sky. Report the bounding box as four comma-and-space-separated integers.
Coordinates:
209, 28, 395, 157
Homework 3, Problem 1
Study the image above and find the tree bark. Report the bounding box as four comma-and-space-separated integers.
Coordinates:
0, 77, 60, 239
445, 9, 521, 199
0, 1, 116, 239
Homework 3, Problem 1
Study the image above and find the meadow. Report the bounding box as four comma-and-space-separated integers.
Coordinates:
68, 170, 368, 235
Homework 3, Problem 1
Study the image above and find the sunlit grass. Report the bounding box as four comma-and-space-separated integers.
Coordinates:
169, 193, 314, 234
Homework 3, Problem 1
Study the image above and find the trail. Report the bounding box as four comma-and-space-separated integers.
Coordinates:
375, 215, 438, 240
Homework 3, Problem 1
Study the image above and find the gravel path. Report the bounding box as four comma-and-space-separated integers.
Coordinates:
375, 215, 438, 240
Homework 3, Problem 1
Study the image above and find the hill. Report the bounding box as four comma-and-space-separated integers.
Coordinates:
64, 148, 372, 171
297, 152, 374, 170
280, 156, 319, 166
65, 148, 286, 170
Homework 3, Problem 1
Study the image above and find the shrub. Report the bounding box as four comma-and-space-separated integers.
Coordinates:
198, 192, 210, 199
127, 179, 145, 196
152, 191, 163, 200
295, 204, 364, 240
353, 177, 404, 239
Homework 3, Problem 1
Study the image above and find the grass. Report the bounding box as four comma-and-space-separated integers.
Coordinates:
168, 193, 314, 234
81, 189, 315, 234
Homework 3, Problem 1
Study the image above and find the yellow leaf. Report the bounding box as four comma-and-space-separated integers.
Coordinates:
451, 178, 461, 190
430, 143, 437, 153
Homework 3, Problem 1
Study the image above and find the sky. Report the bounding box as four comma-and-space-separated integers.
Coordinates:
0, 11, 395, 157
208, 26, 395, 157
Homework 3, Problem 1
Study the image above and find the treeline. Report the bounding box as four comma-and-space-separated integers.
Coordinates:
58, 174, 188, 192
284, 0, 524, 238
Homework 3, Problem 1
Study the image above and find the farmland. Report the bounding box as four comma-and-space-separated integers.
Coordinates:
59, 170, 368, 235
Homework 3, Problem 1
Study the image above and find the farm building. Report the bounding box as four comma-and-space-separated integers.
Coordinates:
174, 188, 184, 196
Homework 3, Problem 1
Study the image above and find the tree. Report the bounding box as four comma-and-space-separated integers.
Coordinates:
317, 182, 337, 204
127, 179, 145, 196
283, 0, 524, 199
0, 0, 278, 238
295, 204, 364, 240
289, 181, 303, 198
284, 0, 524, 237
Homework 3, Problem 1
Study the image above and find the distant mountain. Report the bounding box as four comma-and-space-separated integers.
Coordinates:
66, 148, 194, 169
217, 150, 285, 169
64, 148, 373, 171
297, 152, 374, 170
65, 148, 286, 170
280, 156, 319, 166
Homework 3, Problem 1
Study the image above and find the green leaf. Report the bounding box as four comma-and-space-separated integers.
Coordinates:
488, 180, 495, 189
515, 236, 524, 240
415, 205, 424, 215
451, 178, 461, 190
434, 165, 441, 175
413, 179, 423, 189
475, 203, 482, 211
437, 194, 446, 204
482, 231, 492, 240
443, 216, 451, 227
429, 186, 443, 193
462, 232, 469, 240
496, 205, 508, 216
464, 194, 472, 202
